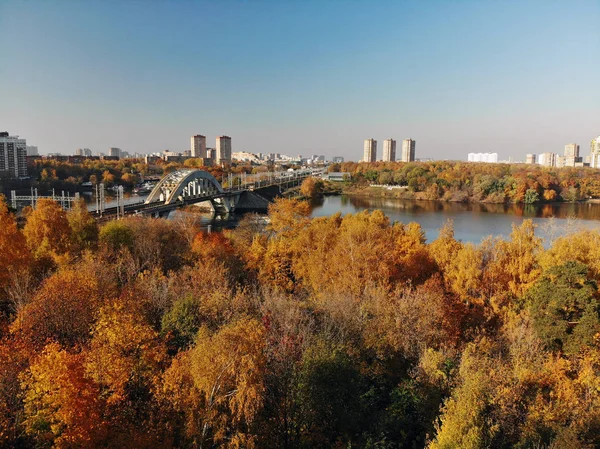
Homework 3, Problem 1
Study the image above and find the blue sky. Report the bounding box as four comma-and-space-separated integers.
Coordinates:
1, 0, 598, 160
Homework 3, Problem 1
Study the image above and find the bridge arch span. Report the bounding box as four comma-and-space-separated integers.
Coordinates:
145, 169, 224, 205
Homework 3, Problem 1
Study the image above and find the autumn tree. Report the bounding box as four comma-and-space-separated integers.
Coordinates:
11, 267, 107, 349
67, 198, 99, 253
0, 197, 31, 312
20, 343, 107, 448
300, 176, 325, 198
22, 198, 72, 260
159, 317, 266, 448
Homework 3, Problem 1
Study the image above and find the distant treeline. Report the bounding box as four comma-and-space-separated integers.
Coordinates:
328, 161, 600, 203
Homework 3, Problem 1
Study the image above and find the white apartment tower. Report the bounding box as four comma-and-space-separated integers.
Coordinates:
191, 135, 207, 158
363, 139, 377, 162
216, 136, 232, 164
590, 135, 600, 168
383, 139, 396, 162
525, 154, 536, 164
401, 139, 416, 162
0, 132, 28, 178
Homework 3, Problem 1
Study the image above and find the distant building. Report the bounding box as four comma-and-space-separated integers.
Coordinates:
564, 143, 580, 158
538, 152, 556, 167
216, 136, 232, 164
109, 147, 121, 158
0, 131, 28, 178
590, 135, 600, 168
324, 172, 352, 182
191, 135, 206, 158
467, 152, 498, 163
525, 154, 536, 164
332, 156, 344, 163
561, 143, 582, 167
363, 139, 377, 162
75, 148, 92, 157
383, 139, 396, 162
401, 139, 416, 162
26, 145, 38, 156
207, 148, 216, 160
232, 151, 259, 162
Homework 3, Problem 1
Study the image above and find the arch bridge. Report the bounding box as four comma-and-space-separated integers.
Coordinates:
145, 169, 224, 205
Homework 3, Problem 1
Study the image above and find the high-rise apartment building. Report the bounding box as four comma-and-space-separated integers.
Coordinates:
525, 154, 536, 164
191, 135, 206, 158
0, 132, 28, 178
383, 139, 396, 162
538, 152, 556, 167
109, 147, 121, 158
216, 136, 232, 164
401, 139, 416, 162
590, 136, 600, 168
564, 143, 580, 158
363, 139, 377, 162
562, 143, 582, 167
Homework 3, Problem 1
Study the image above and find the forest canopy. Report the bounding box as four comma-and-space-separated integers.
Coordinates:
1, 195, 599, 448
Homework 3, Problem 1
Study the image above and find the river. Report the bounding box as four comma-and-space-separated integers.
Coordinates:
309, 195, 600, 244
84, 192, 600, 244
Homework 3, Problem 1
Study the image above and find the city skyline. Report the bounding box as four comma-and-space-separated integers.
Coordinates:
1, 1, 599, 160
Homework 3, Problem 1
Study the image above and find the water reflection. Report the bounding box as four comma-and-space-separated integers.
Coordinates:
311, 196, 600, 244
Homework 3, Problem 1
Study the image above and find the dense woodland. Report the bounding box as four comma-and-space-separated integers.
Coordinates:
1, 190, 600, 448
331, 161, 600, 203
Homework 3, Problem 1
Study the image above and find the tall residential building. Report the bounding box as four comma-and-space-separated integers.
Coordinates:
207, 148, 216, 160
525, 154, 536, 164
0, 132, 28, 178
590, 135, 600, 168
538, 152, 556, 167
562, 143, 582, 167
216, 136, 232, 164
109, 147, 121, 158
383, 139, 396, 162
191, 134, 206, 158
564, 143, 580, 158
363, 139, 377, 162
401, 139, 416, 162
75, 148, 92, 157
26, 145, 38, 156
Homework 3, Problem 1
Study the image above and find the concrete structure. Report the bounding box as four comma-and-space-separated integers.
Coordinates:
363, 139, 377, 162
590, 136, 600, 168
216, 136, 232, 164
332, 156, 344, 163
383, 139, 396, 162
109, 147, 121, 158
401, 139, 416, 162
467, 152, 498, 163
233, 151, 260, 162
207, 148, 216, 160
75, 148, 92, 157
564, 143, 580, 158
26, 145, 38, 156
0, 132, 28, 178
191, 135, 206, 158
538, 152, 556, 167
525, 154, 536, 164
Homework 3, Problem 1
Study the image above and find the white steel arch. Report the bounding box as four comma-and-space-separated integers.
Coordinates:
144, 169, 224, 205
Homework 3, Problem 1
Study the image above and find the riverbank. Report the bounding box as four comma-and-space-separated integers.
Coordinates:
342, 184, 597, 206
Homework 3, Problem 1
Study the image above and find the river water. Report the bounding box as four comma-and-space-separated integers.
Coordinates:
308, 195, 600, 244
85, 191, 600, 244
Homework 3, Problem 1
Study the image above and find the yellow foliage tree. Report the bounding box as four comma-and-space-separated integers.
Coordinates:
159, 317, 266, 448
23, 198, 71, 260
20, 343, 107, 448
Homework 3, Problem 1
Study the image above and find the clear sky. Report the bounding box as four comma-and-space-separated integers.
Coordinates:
1, 0, 598, 161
